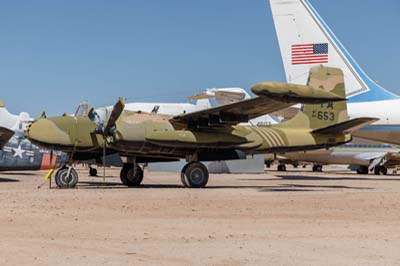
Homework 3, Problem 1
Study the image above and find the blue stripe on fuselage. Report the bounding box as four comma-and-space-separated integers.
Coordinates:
303, 0, 399, 103
360, 125, 400, 131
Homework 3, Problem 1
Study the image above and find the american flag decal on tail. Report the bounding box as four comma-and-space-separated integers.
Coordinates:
291, 43, 328, 65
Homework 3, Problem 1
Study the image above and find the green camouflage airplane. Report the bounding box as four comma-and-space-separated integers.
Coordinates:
26, 66, 376, 188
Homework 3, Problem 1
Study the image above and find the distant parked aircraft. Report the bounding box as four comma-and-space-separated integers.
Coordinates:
0, 101, 68, 171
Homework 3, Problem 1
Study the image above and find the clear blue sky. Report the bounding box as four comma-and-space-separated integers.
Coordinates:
0, 0, 399, 116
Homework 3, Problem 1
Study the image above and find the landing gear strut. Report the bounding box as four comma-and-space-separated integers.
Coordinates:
55, 166, 79, 188
120, 163, 144, 187
181, 162, 209, 188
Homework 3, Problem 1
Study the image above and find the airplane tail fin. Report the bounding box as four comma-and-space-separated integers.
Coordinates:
268, 0, 398, 102
281, 66, 349, 130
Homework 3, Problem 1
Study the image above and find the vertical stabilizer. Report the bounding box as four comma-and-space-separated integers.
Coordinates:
268, 0, 399, 102
281, 66, 348, 130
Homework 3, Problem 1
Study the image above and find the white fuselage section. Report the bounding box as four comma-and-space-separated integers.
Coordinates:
348, 99, 400, 145
348, 99, 400, 124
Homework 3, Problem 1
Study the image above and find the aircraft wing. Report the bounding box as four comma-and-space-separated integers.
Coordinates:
0, 127, 14, 149
172, 82, 344, 127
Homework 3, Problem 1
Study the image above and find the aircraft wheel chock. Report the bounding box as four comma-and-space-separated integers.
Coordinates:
181, 162, 209, 188
55, 167, 78, 188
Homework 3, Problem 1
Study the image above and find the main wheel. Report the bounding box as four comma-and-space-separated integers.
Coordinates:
356, 166, 369, 175
374, 166, 387, 175
180, 163, 190, 187
265, 160, 273, 168
120, 164, 131, 186
55, 167, 78, 188
277, 164, 286, 171
312, 165, 323, 172
120, 164, 144, 187
126, 166, 144, 186
181, 162, 209, 188
89, 167, 97, 177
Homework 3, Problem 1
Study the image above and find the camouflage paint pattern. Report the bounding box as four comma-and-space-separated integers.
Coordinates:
26, 66, 363, 162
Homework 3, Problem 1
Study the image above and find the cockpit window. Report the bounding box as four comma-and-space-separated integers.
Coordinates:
74, 101, 92, 117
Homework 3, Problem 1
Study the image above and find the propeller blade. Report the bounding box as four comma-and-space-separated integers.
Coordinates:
105, 97, 125, 132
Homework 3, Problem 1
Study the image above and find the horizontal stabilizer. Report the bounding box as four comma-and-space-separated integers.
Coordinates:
0, 126, 14, 148
312, 118, 378, 135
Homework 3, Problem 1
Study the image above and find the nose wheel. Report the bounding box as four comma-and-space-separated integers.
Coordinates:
55, 166, 79, 188
181, 162, 209, 188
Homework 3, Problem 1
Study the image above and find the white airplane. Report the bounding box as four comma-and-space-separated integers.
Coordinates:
269, 0, 400, 144
269, 140, 400, 175
0, 100, 32, 132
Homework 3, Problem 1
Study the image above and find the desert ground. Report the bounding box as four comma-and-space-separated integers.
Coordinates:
0, 166, 399, 266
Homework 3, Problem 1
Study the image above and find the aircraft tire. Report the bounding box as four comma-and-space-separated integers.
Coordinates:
356, 166, 369, 175
312, 165, 323, 172
89, 167, 97, 177
374, 166, 388, 176
120, 164, 130, 185
126, 166, 144, 186
55, 167, 78, 188
265, 160, 273, 168
380, 167, 388, 175
277, 164, 286, 172
180, 163, 190, 187
120, 164, 143, 187
182, 162, 209, 188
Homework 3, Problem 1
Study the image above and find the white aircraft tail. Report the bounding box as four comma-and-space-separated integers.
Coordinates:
0, 101, 32, 131
269, 0, 398, 102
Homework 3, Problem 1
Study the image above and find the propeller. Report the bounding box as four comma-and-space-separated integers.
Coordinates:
89, 98, 125, 179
